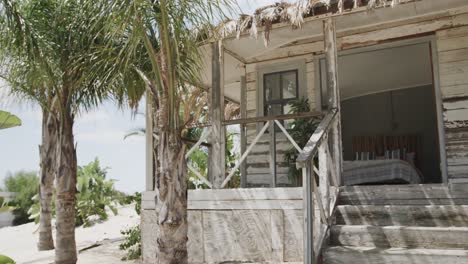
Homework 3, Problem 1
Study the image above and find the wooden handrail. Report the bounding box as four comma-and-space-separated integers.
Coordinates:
296, 108, 338, 168
223, 111, 323, 126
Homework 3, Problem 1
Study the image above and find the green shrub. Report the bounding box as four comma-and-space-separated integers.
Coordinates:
75, 158, 119, 227
119, 192, 141, 260
119, 225, 141, 260
3, 171, 39, 225
0, 254, 16, 264
284, 98, 320, 186
29, 158, 121, 227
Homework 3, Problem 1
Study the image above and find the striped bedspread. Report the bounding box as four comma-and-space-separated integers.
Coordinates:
343, 159, 422, 186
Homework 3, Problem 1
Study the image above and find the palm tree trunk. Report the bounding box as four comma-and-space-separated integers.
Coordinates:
37, 109, 57, 251
55, 111, 77, 264
156, 129, 188, 264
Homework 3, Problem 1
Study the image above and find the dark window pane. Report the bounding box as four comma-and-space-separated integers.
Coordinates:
264, 73, 281, 101
267, 103, 283, 116
282, 71, 297, 99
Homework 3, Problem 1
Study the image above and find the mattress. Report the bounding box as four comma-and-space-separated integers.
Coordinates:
342, 159, 422, 186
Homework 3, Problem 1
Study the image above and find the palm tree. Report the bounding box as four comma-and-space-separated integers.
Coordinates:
0, 0, 58, 251
95, 0, 234, 262
0, 1, 126, 262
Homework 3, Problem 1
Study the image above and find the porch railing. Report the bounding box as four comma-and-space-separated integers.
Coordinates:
296, 108, 341, 263
185, 111, 323, 189
185, 109, 340, 262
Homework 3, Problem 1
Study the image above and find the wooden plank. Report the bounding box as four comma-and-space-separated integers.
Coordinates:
325, 18, 344, 188
283, 210, 304, 262
189, 199, 304, 210
439, 59, 468, 75
246, 42, 323, 64
210, 41, 226, 188
437, 25, 468, 39
324, 247, 468, 264
188, 211, 204, 263
202, 210, 273, 263
140, 209, 159, 263
246, 173, 291, 187
240, 76, 247, 188
269, 121, 277, 187
271, 210, 285, 261
438, 48, 468, 63
331, 225, 468, 249
339, 184, 468, 200
188, 187, 303, 201
441, 84, 468, 99
296, 108, 337, 168
223, 111, 323, 126
334, 205, 468, 227
437, 34, 468, 52
145, 95, 154, 191
318, 142, 330, 220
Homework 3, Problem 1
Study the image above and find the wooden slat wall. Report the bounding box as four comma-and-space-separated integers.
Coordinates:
437, 25, 468, 182
239, 8, 468, 186
243, 56, 318, 187
140, 189, 307, 264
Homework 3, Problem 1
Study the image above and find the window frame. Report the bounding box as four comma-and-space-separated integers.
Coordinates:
263, 69, 300, 116
256, 59, 308, 133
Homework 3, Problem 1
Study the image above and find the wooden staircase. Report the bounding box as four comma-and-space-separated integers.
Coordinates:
323, 184, 468, 264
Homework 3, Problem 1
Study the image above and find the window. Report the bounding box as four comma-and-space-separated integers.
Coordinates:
263, 70, 299, 116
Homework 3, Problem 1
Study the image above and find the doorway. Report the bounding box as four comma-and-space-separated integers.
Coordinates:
318, 38, 446, 185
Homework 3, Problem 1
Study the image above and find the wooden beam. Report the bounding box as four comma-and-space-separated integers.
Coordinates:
224, 47, 247, 64
223, 111, 323, 126
324, 18, 344, 186
145, 94, 154, 191
210, 41, 226, 188
240, 76, 248, 188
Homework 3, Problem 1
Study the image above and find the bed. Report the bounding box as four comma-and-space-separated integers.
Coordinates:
343, 135, 423, 185
343, 159, 422, 185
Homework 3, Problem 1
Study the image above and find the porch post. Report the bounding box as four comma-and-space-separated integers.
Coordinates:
145, 93, 154, 191
324, 18, 343, 186
240, 75, 248, 188
210, 40, 226, 188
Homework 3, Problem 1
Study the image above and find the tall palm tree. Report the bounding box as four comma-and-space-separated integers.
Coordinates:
0, 0, 58, 251
0, 1, 126, 262
95, 0, 234, 262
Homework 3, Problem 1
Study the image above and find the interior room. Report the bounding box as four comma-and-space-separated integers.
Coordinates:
321, 41, 442, 184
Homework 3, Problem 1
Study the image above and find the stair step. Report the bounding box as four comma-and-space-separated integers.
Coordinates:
338, 184, 468, 206
330, 225, 468, 249
324, 246, 468, 264
334, 205, 468, 227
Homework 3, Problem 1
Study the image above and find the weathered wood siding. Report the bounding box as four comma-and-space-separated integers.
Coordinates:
241, 7, 468, 185
141, 189, 306, 264
244, 56, 318, 187
437, 25, 468, 183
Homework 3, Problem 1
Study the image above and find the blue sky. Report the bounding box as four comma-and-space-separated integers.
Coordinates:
0, 0, 279, 193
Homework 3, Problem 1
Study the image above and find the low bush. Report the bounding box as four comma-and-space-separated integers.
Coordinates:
119, 192, 141, 260
29, 158, 122, 227
3, 171, 39, 225
75, 158, 119, 227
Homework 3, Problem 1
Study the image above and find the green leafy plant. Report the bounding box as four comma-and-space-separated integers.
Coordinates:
3, 171, 39, 225
0, 255, 16, 264
120, 225, 141, 261
0, 111, 21, 130
284, 98, 320, 186
184, 128, 240, 189
120, 192, 141, 260
75, 158, 119, 227
30, 158, 122, 227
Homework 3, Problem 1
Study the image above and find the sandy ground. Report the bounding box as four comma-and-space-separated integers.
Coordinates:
0, 205, 140, 264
